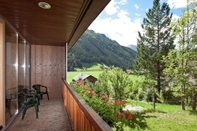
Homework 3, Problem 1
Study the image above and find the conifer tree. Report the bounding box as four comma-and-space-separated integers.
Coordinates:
134, 0, 175, 110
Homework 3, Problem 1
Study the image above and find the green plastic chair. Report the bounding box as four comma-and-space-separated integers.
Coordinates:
23, 88, 36, 94
32, 84, 49, 100
18, 92, 39, 120
23, 88, 40, 105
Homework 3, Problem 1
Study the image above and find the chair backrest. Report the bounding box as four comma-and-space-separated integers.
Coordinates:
32, 84, 41, 93
18, 92, 25, 103
18, 85, 24, 93
23, 88, 29, 94
18, 92, 38, 105
25, 95, 38, 105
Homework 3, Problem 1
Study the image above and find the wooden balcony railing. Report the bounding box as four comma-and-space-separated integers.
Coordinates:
62, 78, 113, 131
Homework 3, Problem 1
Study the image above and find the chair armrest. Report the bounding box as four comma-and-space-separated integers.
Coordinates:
24, 93, 35, 98
41, 85, 48, 92
29, 90, 36, 93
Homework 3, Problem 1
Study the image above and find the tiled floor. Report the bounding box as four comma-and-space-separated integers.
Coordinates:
6, 98, 73, 131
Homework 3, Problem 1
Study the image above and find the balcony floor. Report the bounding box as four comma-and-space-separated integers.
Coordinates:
6, 98, 73, 131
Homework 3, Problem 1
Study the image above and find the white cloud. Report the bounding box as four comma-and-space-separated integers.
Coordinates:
105, 0, 119, 15
146, 8, 149, 12
105, 0, 128, 15
89, 0, 143, 46
134, 4, 139, 9
167, 0, 187, 9
89, 10, 142, 46
172, 14, 180, 21
118, 0, 127, 5
135, 13, 140, 16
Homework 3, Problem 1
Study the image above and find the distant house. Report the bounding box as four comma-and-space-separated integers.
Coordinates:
72, 73, 97, 83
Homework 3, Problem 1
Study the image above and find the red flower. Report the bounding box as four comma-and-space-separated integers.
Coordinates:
106, 103, 110, 107
87, 88, 94, 97
128, 114, 132, 120
118, 115, 121, 119
125, 110, 132, 120
121, 113, 125, 117
101, 94, 108, 99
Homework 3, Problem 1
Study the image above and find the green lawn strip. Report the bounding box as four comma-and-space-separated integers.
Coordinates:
75, 63, 103, 71
122, 100, 197, 131
68, 71, 142, 83
82, 62, 101, 68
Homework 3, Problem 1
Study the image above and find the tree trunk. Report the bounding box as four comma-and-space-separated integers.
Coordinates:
152, 86, 155, 111
181, 96, 185, 110
192, 92, 196, 111
157, 66, 161, 94
181, 85, 186, 111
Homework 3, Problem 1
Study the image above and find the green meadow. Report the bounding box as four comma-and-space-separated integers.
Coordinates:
67, 71, 142, 83
121, 100, 197, 131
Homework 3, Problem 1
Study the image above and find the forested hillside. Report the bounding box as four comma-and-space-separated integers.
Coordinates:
68, 30, 136, 71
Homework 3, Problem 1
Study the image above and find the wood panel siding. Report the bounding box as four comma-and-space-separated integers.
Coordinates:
31, 45, 65, 98
0, 18, 5, 127
0, 0, 110, 48
62, 79, 113, 131
0, 0, 83, 46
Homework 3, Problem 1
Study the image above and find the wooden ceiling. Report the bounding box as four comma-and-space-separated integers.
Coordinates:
0, 0, 110, 49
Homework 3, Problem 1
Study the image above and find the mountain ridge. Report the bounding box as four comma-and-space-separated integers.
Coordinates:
68, 30, 136, 71
128, 44, 137, 51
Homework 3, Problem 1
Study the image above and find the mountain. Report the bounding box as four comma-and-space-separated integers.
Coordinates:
68, 30, 136, 71
128, 44, 137, 52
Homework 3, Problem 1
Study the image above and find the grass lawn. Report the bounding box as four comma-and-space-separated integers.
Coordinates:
119, 100, 197, 131
75, 63, 103, 71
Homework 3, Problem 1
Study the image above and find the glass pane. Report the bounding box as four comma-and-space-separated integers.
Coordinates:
25, 43, 30, 89
5, 26, 18, 123
18, 37, 25, 109
18, 38, 25, 86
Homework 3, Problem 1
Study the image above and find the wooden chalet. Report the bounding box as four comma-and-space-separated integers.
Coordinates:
72, 73, 97, 83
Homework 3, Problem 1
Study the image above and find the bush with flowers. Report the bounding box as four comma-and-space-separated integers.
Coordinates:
71, 67, 134, 131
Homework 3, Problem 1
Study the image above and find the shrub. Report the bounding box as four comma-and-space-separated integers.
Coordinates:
71, 67, 134, 131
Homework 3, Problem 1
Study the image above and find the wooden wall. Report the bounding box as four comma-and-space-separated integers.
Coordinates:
0, 17, 5, 127
31, 45, 65, 98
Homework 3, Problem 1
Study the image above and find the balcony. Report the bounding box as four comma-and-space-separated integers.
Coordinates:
5, 79, 112, 131
0, 0, 111, 130
6, 98, 72, 131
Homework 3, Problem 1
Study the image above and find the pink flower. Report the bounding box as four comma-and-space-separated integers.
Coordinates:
117, 110, 121, 115
106, 103, 110, 107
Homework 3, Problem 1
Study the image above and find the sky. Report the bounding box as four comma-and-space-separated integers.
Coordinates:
88, 0, 193, 47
